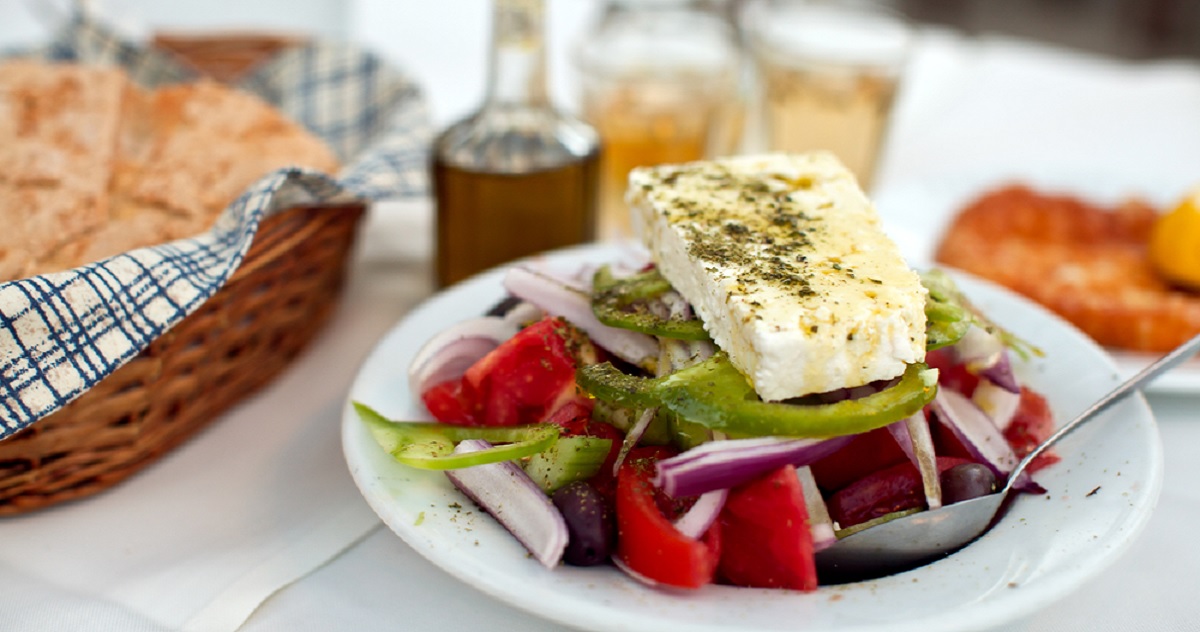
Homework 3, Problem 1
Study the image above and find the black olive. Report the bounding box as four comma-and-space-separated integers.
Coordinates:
940, 462, 998, 505
484, 295, 523, 318
551, 481, 614, 566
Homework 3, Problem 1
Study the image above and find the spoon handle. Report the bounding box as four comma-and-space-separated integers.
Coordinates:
1011, 332, 1200, 484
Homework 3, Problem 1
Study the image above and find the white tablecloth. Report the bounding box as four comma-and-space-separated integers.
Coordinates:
2, 3, 1199, 631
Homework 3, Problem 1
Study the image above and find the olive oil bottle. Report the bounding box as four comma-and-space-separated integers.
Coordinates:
433, 0, 601, 288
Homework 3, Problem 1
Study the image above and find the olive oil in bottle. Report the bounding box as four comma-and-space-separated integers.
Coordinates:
434, 152, 598, 288
432, 0, 601, 288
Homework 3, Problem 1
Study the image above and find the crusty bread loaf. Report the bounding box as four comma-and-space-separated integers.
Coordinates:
0, 60, 340, 280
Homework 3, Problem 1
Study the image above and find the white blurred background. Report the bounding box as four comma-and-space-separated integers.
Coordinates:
3, 0, 1198, 131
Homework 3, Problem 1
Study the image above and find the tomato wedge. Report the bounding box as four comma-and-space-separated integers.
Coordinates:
717, 465, 818, 592
468, 317, 581, 426
1004, 386, 1060, 473
615, 447, 720, 589
423, 317, 596, 426
809, 426, 908, 494
421, 378, 483, 426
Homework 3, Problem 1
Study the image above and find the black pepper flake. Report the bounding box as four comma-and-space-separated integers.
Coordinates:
724, 222, 750, 236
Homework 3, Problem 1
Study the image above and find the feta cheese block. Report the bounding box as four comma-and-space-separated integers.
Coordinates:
626, 152, 927, 401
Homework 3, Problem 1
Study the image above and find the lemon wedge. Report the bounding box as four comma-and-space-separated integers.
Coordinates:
1149, 189, 1200, 290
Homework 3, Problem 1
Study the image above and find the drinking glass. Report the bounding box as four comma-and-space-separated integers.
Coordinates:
744, 0, 911, 191
575, 0, 744, 241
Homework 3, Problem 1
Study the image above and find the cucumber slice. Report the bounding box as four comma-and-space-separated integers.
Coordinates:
522, 436, 614, 494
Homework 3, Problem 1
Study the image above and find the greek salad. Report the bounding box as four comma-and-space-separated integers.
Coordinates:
355, 259, 1057, 591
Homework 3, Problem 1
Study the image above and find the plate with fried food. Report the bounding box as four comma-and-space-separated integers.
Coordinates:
874, 174, 1200, 394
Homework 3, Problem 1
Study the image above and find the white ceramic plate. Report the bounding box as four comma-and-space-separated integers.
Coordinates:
873, 172, 1200, 394
342, 243, 1163, 632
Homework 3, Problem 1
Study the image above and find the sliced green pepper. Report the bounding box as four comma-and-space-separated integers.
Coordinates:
576, 354, 937, 439
354, 402, 559, 470
575, 362, 664, 410
922, 269, 971, 350
591, 266, 711, 341
592, 265, 671, 297
920, 269, 1042, 358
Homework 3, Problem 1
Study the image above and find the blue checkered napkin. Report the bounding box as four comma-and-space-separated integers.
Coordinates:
0, 19, 433, 438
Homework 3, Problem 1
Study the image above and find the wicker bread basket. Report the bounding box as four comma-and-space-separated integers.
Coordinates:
0, 36, 368, 514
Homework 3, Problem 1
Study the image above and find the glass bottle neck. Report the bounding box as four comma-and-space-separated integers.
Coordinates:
485, 0, 549, 108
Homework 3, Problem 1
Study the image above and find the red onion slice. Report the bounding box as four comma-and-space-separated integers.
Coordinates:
796, 466, 836, 551
502, 300, 545, 328
888, 413, 943, 510
976, 351, 1020, 394
660, 290, 694, 320
653, 436, 853, 498
408, 317, 519, 395
953, 326, 1020, 393
673, 488, 728, 539
930, 390, 1018, 478
886, 418, 914, 464
951, 325, 1002, 366
444, 440, 568, 568
611, 408, 657, 476
972, 379, 1021, 430
503, 266, 659, 370
658, 338, 716, 377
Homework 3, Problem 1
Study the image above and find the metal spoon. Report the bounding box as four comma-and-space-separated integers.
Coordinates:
815, 332, 1200, 580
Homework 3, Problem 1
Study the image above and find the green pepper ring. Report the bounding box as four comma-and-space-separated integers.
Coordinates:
355, 402, 560, 470
591, 266, 711, 341
577, 354, 938, 439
